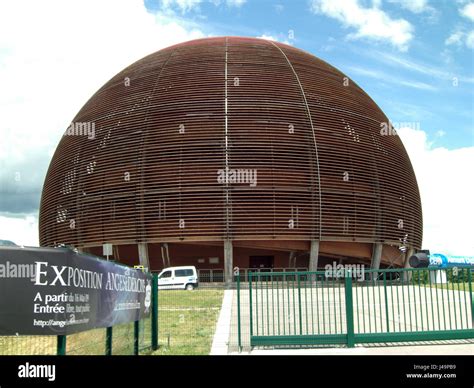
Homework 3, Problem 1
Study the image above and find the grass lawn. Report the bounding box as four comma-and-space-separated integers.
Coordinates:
67, 322, 140, 355
153, 289, 224, 355
0, 322, 142, 355
0, 335, 56, 355
428, 282, 472, 291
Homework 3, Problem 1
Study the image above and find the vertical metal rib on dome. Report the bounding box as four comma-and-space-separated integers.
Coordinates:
268, 40, 322, 240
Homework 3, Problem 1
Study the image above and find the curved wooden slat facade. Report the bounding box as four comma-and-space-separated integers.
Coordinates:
39, 37, 422, 269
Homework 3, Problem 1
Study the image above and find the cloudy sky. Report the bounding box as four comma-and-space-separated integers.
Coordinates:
0, 0, 472, 255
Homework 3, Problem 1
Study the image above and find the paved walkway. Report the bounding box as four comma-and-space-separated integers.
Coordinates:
245, 341, 474, 355
210, 290, 234, 355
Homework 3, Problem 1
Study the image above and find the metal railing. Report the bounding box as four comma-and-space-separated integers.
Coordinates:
236, 267, 474, 349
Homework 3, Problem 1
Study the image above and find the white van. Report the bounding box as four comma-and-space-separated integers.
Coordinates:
157, 266, 198, 290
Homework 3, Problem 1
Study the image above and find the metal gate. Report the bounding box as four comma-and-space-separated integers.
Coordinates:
236, 268, 474, 348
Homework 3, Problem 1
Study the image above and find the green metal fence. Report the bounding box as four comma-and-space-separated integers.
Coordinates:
0, 274, 159, 356
237, 268, 474, 348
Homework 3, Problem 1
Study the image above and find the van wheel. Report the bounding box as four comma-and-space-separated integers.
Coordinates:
185, 284, 194, 291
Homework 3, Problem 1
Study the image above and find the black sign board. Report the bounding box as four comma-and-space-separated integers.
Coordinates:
0, 246, 151, 335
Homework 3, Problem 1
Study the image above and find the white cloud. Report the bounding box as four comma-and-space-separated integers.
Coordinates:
346, 66, 437, 91
398, 80, 437, 91
274, 4, 284, 13
445, 30, 465, 46
226, 0, 246, 6
445, 29, 474, 49
0, 215, 38, 247
389, 0, 432, 14
466, 30, 474, 48
0, 0, 206, 246
160, 0, 246, 13
460, 2, 474, 21
309, 0, 414, 51
397, 127, 474, 255
256, 34, 278, 41
161, 0, 204, 12
445, 2, 474, 49
365, 50, 474, 84
255, 34, 291, 45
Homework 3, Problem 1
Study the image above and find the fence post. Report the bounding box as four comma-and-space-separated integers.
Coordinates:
134, 320, 139, 355
236, 268, 242, 351
345, 271, 355, 348
469, 270, 473, 325
106, 327, 113, 355
57, 335, 66, 356
297, 273, 303, 335
152, 274, 159, 351
249, 272, 253, 340
383, 272, 390, 333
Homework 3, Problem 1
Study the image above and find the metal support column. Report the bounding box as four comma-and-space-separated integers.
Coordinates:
309, 240, 319, 272
138, 242, 150, 272
403, 248, 414, 282
371, 243, 383, 280
224, 239, 233, 287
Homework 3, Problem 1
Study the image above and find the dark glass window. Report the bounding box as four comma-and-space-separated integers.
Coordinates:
175, 269, 193, 277
160, 270, 172, 278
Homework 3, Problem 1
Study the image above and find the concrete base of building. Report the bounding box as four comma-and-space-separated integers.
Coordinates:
83, 240, 410, 274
